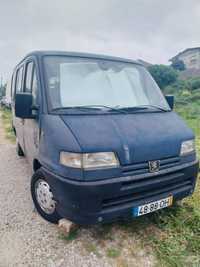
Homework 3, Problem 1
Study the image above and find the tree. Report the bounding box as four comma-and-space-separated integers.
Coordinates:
148, 64, 178, 89
171, 59, 185, 71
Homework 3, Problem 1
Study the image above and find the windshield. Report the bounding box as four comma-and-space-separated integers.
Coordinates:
43, 56, 170, 111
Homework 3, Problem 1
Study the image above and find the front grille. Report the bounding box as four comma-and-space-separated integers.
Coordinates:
122, 156, 180, 176
102, 170, 192, 210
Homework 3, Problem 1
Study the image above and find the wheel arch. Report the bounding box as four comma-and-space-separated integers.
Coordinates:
33, 159, 42, 172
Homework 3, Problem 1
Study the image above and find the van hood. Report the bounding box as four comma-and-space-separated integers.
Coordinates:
61, 112, 194, 165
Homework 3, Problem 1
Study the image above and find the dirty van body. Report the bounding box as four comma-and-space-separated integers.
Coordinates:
12, 51, 199, 224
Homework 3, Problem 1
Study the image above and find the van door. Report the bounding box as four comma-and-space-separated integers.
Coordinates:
23, 61, 40, 167
14, 65, 25, 150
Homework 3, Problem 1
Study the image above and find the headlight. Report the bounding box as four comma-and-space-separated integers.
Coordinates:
60, 152, 82, 168
180, 140, 195, 156
60, 152, 119, 169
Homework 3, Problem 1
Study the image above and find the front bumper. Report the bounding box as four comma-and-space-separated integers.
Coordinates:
43, 160, 199, 225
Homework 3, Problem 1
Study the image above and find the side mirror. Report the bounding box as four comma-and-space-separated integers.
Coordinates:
165, 95, 174, 110
15, 93, 36, 119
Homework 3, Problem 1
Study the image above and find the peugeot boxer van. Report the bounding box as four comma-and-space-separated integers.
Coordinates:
12, 51, 199, 224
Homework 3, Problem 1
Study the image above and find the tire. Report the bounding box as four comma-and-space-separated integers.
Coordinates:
31, 169, 61, 224
16, 141, 24, 157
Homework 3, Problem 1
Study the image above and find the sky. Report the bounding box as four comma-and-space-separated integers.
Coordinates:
0, 0, 200, 81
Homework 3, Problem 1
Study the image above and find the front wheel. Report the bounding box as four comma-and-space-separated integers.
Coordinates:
31, 169, 61, 223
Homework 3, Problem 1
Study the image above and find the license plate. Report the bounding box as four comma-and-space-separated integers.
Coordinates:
133, 196, 173, 217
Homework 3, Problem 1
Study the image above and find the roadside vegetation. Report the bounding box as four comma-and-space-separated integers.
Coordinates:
0, 107, 15, 142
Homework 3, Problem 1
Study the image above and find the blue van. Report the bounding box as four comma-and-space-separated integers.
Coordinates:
12, 51, 199, 224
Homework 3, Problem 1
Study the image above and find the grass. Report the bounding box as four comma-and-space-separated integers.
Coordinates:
106, 248, 121, 258
83, 242, 101, 257
148, 202, 200, 266
0, 107, 15, 142
58, 229, 79, 242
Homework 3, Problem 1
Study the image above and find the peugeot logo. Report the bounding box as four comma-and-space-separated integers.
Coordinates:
149, 160, 160, 173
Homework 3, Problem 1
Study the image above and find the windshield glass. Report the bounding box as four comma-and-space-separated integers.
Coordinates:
43, 56, 170, 111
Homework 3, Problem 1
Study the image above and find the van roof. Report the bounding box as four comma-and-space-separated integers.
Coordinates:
19, 50, 142, 66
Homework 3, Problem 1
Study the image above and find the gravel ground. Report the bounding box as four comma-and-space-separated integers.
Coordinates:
0, 114, 155, 267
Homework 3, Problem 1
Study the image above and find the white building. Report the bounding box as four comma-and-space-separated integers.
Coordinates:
170, 47, 200, 70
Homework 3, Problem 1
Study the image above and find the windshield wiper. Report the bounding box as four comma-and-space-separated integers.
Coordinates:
117, 105, 170, 112
52, 104, 169, 114
52, 105, 128, 114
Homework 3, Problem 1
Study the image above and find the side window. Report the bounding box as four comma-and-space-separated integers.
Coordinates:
25, 62, 34, 93
24, 62, 39, 106
32, 67, 39, 106
15, 66, 24, 93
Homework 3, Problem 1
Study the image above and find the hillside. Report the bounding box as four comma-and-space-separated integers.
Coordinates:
179, 68, 200, 80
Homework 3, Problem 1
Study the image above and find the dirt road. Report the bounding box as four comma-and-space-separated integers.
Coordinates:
0, 113, 155, 267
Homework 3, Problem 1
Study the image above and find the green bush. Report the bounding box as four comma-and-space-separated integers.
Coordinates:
188, 78, 200, 90
148, 65, 178, 89
173, 80, 190, 91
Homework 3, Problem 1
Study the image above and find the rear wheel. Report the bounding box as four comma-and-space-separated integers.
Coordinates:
31, 169, 61, 223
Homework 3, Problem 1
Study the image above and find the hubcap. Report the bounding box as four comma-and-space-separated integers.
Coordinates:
35, 179, 56, 214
